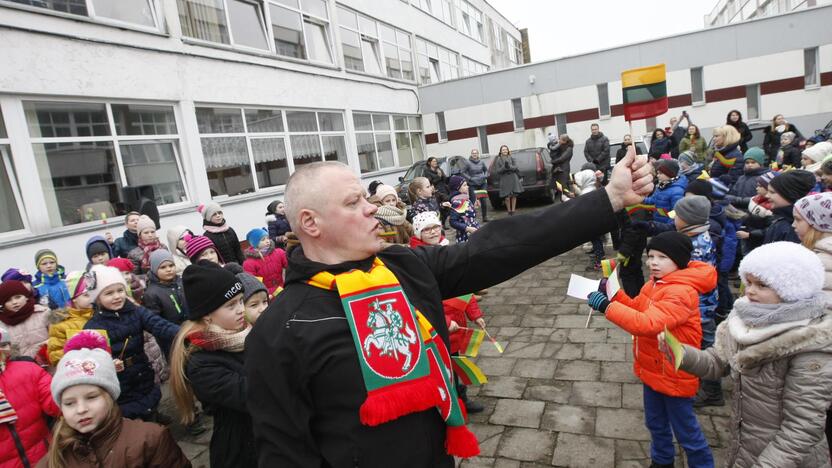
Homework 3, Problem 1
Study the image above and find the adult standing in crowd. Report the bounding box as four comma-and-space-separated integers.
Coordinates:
246, 149, 655, 467
726, 110, 753, 154
496, 145, 523, 215
678, 124, 708, 164
615, 134, 643, 162
763, 114, 803, 164
548, 133, 574, 201
113, 211, 141, 259
665, 111, 690, 158
584, 123, 611, 178
462, 149, 489, 222
425, 156, 450, 226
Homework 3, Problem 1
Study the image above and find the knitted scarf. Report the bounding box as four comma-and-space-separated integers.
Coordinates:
733, 294, 826, 328
0, 297, 36, 326
307, 258, 479, 458
138, 239, 165, 273
187, 323, 251, 352
375, 205, 407, 226
678, 223, 710, 236
0, 390, 16, 424
203, 219, 231, 234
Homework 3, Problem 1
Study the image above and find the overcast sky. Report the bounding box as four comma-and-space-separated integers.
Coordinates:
487, 0, 718, 62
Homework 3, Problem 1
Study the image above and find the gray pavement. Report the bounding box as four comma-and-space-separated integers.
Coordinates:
167, 201, 732, 467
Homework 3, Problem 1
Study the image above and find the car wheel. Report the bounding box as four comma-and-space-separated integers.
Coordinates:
489, 195, 504, 210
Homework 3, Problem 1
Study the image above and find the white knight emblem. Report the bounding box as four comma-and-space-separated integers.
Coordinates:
362, 298, 418, 371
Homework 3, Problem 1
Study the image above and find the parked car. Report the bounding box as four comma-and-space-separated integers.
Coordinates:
608, 137, 649, 166
486, 148, 554, 209
395, 155, 491, 203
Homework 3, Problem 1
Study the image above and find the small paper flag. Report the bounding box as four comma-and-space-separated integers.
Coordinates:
482, 328, 504, 353
452, 199, 471, 213
663, 326, 684, 371
600, 258, 617, 278
459, 328, 485, 357
474, 189, 488, 200
452, 356, 488, 385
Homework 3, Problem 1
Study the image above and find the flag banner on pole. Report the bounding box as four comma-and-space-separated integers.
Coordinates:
474, 189, 489, 200
452, 356, 488, 385
459, 328, 486, 357
621, 64, 668, 121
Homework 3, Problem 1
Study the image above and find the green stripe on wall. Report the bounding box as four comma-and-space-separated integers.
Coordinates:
623, 82, 667, 104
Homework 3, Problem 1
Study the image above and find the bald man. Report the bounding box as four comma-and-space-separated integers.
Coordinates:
246, 149, 654, 467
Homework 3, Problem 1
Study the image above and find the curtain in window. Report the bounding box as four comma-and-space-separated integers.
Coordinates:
178, 0, 230, 44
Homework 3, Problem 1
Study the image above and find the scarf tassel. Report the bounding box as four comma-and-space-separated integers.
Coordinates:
359, 377, 441, 426
445, 424, 480, 458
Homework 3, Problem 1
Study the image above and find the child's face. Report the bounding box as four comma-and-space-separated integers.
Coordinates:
419, 224, 442, 245
61, 384, 111, 434
210, 211, 224, 224
416, 183, 433, 198
822, 172, 832, 188
673, 217, 688, 231
38, 259, 57, 276
3, 294, 28, 313
258, 237, 272, 250
766, 185, 790, 208
177, 238, 187, 252
744, 273, 781, 304
275, 203, 285, 215
198, 248, 220, 264
244, 291, 269, 323
756, 185, 768, 197
207, 295, 245, 331
801, 155, 814, 168
458, 182, 469, 195
792, 210, 813, 241
72, 292, 93, 310
381, 195, 398, 206
657, 172, 671, 183
120, 271, 133, 284
744, 159, 761, 171
125, 215, 140, 233
139, 228, 158, 244
646, 250, 679, 279
90, 252, 110, 266
156, 261, 177, 283
97, 284, 127, 311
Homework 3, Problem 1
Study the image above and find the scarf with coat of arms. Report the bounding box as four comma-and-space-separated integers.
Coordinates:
307, 257, 479, 458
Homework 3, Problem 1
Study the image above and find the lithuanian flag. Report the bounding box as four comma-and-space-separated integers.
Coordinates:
458, 328, 486, 357
452, 356, 488, 386
621, 64, 668, 121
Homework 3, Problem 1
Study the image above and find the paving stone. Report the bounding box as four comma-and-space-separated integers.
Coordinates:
711, 415, 732, 446
177, 441, 209, 461
582, 343, 627, 362
600, 361, 639, 383
549, 343, 584, 359
523, 382, 572, 403
554, 314, 596, 329
497, 428, 555, 463
554, 360, 600, 381
607, 328, 633, 344
540, 404, 595, 435
493, 459, 521, 468
520, 314, 556, 328
569, 381, 622, 408
490, 399, 545, 428
460, 457, 496, 468
696, 413, 718, 441
615, 439, 648, 461
551, 433, 615, 468
512, 358, 557, 379
621, 383, 643, 410
595, 408, 651, 441
545, 304, 582, 315
469, 423, 505, 457
496, 326, 524, 337
479, 376, 528, 399
504, 342, 545, 358
475, 357, 517, 376
503, 295, 534, 305
530, 294, 563, 305
567, 328, 608, 343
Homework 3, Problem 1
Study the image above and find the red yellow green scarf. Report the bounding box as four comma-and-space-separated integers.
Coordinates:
307, 258, 479, 458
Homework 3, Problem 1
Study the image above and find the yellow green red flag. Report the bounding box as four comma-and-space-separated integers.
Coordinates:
452, 356, 487, 385
621, 64, 668, 121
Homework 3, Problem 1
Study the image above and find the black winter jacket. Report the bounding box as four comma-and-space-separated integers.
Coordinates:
425, 166, 449, 198
763, 124, 803, 162
726, 167, 770, 202
143, 273, 188, 325
203, 224, 245, 265
187, 349, 255, 468
246, 189, 619, 467
584, 133, 610, 170
267, 213, 291, 246
763, 205, 800, 244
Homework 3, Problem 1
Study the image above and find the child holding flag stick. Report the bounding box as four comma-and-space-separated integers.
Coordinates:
443, 293, 486, 413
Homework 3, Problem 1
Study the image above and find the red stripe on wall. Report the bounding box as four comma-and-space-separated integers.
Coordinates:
523, 115, 555, 129
564, 108, 599, 123
425, 133, 438, 144
822, 72, 832, 87
447, 127, 478, 140
668, 94, 693, 108
486, 121, 515, 135
760, 76, 804, 95
705, 85, 746, 103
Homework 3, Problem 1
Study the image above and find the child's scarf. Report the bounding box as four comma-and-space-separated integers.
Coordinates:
138, 240, 165, 273
187, 323, 251, 352
0, 296, 36, 326
307, 258, 479, 458
0, 391, 17, 424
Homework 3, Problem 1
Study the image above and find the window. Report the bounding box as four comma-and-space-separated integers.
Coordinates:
746, 84, 760, 120
411, 0, 453, 26
461, 56, 489, 77
267, 0, 334, 63
511, 98, 524, 130
597, 83, 610, 118
458, 1, 483, 42
414, 37, 459, 84
338, 7, 411, 80
24, 101, 187, 227
178, 0, 269, 50
477, 126, 489, 154
0, 109, 25, 233
436, 112, 447, 142
354, 113, 422, 173
555, 113, 567, 136
691, 67, 704, 104
804, 47, 819, 88
491, 20, 502, 51
197, 106, 346, 197
7, 0, 160, 29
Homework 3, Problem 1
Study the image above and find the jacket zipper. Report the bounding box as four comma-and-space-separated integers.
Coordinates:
7, 424, 32, 468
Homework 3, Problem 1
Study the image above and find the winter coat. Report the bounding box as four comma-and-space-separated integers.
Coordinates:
187, 349, 254, 468
5, 306, 49, 359
548, 142, 573, 190
584, 133, 611, 170
243, 246, 287, 295
763, 205, 800, 245
648, 137, 673, 159
203, 225, 245, 265
642, 177, 688, 224
33, 268, 69, 310
496, 155, 524, 198
709, 203, 738, 273
448, 194, 480, 243
679, 137, 708, 163
573, 169, 599, 195
710, 143, 744, 187
84, 236, 114, 270
680, 311, 832, 468
83, 301, 179, 419
780, 141, 802, 168
113, 230, 138, 259
727, 167, 770, 201
763, 123, 802, 163
47, 307, 93, 365
267, 213, 292, 248
35, 417, 191, 468
425, 166, 449, 198
246, 188, 621, 467
615, 143, 643, 163
729, 121, 753, 153
127, 243, 168, 276
606, 261, 717, 397
165, 227, 191, 275
443, 295, 484, 354
813, 236, 832, 305
689, 230, 719, 321
461, 158, 488, 187
680, 163, 704, 184
408, 196, 441, 221
142, 273, 188, 326
0, 360, 59, 468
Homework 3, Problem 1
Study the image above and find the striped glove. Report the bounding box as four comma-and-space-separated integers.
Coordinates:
587, 291, 610, 314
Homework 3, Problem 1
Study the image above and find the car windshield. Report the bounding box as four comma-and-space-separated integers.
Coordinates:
402, 164, 424, 182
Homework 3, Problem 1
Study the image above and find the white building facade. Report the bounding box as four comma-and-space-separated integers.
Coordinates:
0, 0, 522, 270
419, 5, 832, 171
704, 0, 832, 26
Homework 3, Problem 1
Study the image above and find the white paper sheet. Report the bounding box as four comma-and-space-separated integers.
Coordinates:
566, 274, 600, 300
606, 267, 621, 298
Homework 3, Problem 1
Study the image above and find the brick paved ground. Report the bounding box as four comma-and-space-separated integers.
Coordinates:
168, 200, 732, 467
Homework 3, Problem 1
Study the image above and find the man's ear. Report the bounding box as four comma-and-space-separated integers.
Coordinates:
297, 209, 321, 238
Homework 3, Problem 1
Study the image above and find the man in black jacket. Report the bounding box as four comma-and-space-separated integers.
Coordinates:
245, 149, 653, 467
584, 123, 611, 174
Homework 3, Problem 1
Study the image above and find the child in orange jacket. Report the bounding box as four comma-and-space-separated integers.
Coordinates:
587, 231, 715, 468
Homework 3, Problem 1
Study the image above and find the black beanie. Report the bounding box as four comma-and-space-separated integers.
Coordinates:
769, 170, 816, 204
183, 260, 243, 320
684, 179, 712, 198
647, 231, 693, 269
86, 241, 110, 260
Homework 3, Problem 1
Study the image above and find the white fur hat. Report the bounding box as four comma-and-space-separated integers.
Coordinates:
802, 141, 832, 164
412, 211, 442, 238
86, 265, 128, 303
738, 241, 824, 302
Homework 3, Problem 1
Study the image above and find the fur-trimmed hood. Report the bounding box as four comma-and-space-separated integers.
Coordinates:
716, 309, 832, 372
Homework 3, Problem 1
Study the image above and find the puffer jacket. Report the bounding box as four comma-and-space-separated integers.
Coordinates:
680, 309, 832, 467
727, 167, 770, 200
763, 205, 800, 244
710, 143, 744, 187
814, 236, 832, 305
32, 268, 69, 310
127, 243, 168, 275
689, 230, 719, 321
242, 246, 287, 295
142, 273, 188, 325
5, 306, 49, 359
648, 137, 673, 159
266, 213, 291, 248
0, 360, 60, 468
642, 177, 688, 224
84, 236, 114, 271
113, 229, 138, 259
34, 417, 191, 468
443, 295, 484, 354
605, 261, 717, 397
47, 306, 93, 365
83, 301, 178, 419
584, 133, 611, 170
203, 225, 245, 265
461, 158, 488, 186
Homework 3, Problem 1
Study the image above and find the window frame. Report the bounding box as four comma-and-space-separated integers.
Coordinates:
597, 83, 610, 118
746, 84, 761, 121
691, 66, 705, 105
414, 36, 459, 84
511, 98, 524, 130
0, 109, 27, 235
804, 46, 819, 88
353, 112, 423, 174
265, 0, 335, 64
436, 111, 447, 142
458, 0, 484, 43
477, 126, 489, 154
461, 56, 489, 77
338, 7, 415, 83
555, 113, 567, 136
1, 0, 165, 33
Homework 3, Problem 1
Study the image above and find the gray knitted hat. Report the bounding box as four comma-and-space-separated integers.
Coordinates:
51, 331, 120, 404
236, 272, 268, 302
674, 195, 711, 225
149, 249, 175, 275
